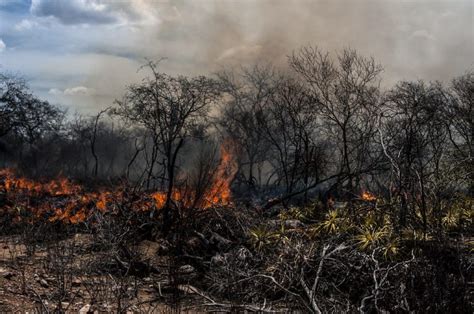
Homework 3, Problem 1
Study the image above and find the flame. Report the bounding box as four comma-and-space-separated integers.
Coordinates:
361, 191, 377, 201
151, 192, 166, 208
95, 192, 109, 212
151, 141, 238, 209
0, 169, 121, 224
0, 168, 80, 196
203, 141, 238, 207
0, 141, 238, 225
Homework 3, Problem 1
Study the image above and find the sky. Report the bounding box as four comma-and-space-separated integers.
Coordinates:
0, 0, 473, 113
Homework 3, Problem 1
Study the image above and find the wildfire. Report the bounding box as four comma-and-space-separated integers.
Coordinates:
151, 189, 192, 209
0, 169, 135, 224
151, 140, 238, 209
201, 140, 238, 207
0, 142, 238, 225
0, 169, 80, 196
361, 191, 377, 201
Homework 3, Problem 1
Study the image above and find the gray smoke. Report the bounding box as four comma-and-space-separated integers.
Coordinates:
4, 0, 473, 112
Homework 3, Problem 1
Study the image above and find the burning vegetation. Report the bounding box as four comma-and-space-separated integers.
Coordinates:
0, 142, 237, 226
361, 191, 377, 201
0, 48, 472, 313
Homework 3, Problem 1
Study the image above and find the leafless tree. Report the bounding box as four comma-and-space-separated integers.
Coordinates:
290, 47, 383, 196
359, 249, 415, 313
446, 71, 473, 194
114, 60, 220, 232
379, 81, 450, 230
217, 65, 276, 191
0, 72, 64, 172
89, 108, 110, 177
258, 76, 327, 198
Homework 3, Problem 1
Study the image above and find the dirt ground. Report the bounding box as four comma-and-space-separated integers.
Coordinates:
0, 234, 205, 313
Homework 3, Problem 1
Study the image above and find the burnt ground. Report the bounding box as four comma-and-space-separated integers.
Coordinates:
0, 234, 207, 313
0, 203, 472, 313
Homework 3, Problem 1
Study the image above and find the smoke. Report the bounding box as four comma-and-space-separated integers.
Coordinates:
131, 0, 473, 83
3, 0, 472, 112
87, 0, 472, 97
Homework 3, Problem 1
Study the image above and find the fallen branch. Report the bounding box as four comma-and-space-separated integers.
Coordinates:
300, 244, 348, 314
178, 284, 282, 313
263, 174, 344, 210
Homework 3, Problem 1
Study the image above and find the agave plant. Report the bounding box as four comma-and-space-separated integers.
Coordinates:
383, 238, 400, 258
364, 212, 377, 228
467, 238, 474, 254
442, 199, 473, 229
442, 208, 459, 229
318, 209, 344, 234
355, 227, 387, 250
249, 226, 278, 251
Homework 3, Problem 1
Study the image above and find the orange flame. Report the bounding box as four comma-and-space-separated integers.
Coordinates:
0, 169, 119, 224
0, 141, 238, 225
201, 141, 237, 207
361, 191, 377, 201
0, 168, 80, 196
95, 192, 110, 212
151, 141, 238, 209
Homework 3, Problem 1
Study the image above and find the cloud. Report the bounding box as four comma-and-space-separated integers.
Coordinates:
14, 19, 39, 31
64, 86, 93, 95
29, 0, 159, 26
48, 86, 94, 96
3, 0, 473, 114
48, 88, 62, 95
30, 0, 115, 25
0, 39, 5, 52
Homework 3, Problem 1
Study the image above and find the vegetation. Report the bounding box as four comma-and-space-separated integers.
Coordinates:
0, 47, 472, 312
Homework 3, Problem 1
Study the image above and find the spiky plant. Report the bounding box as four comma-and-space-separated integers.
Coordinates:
319, 209, 345, 234
364, 212, 377, 228
442, 198, 473, 229
442, 208, 459, 229
273, 222, 290, 244
383, 238, 400, 259
249, 226, 278, 252
355, 227, 387, 250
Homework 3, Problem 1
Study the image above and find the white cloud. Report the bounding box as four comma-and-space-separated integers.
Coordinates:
0, 39, 5, 52
15, 19, 39, 31
48, 86, 94, 96
64, 86, 93, 95
3, 0, 472, 114
30, 0, 159, 26
30, 0, 112, 25
48, 88, 62, 95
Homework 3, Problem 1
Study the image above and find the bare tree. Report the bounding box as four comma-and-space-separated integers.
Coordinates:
0, 72, 64, 172
88, 108, 110, 177
258, 76, 327, 198
114, 61, 220, 232
290, 47, 383, 196
446, 71, 473, 194
379, 81, 450, 230
217, 65, 276, 191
